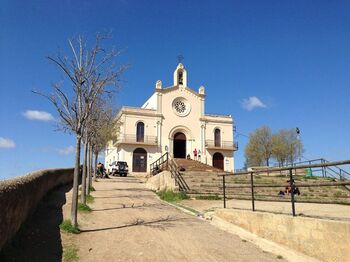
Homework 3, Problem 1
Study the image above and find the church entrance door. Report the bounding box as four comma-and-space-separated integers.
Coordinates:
133, 148, 147, 172
213, 152, 224, 170
173, 132, 186, 158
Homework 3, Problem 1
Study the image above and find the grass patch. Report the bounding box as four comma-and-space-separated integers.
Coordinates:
86, 194, 95, 203
59, 220, 80, 234
63, 245, 79, 262
334, 191, 344, 198
78, 203, 92, 212
196, 194, 222, 200
157, 191, 189, 202
89, 186, 96, 192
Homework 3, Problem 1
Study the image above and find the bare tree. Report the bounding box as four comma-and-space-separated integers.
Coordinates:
89, 101, 120, 177
34, 34, 125, 226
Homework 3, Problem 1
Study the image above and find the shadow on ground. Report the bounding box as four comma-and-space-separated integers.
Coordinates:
80, 215, 190, 233
0, 184, 72, 262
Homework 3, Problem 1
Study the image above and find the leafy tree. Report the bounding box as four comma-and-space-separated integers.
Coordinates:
271, 130, 290, 166
244, 126, 273, 167
246, 126, 304, 168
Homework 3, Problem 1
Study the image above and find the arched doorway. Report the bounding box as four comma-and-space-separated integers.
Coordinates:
213, 152, 224, 170
173, 132, 186, 158
133, 148, 147, 172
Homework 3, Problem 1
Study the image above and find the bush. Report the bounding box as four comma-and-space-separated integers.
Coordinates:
78, 203, 92, 212
157, 191, 189, 202
59, 220, 80, 234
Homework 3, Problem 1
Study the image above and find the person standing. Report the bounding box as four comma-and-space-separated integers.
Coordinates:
193, 148, 198, 160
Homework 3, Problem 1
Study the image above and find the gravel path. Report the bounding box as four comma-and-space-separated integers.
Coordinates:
73, 176, 279, 262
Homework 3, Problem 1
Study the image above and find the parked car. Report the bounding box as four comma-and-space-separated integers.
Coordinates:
110, 161, 129, 177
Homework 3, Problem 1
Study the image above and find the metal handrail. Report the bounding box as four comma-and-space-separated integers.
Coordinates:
220, 159, 350, 177
150, 152, 168, 176
219, 159, 350, 216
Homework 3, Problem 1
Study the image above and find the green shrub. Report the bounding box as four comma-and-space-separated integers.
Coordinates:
89, 186, 96, 192
59, 220, 80, 234
78, 203, 92, 212
157, 191, 189, 202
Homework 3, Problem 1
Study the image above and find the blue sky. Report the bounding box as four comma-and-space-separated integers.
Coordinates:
1, 0, 350, 179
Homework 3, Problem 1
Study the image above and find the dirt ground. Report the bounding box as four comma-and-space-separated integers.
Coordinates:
63, 176, 280, 262
179, 198, 350, 221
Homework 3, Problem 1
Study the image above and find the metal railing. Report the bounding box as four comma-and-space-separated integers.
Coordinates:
149, 153, 190, 191
168, 158, 190, 191
219, 159, 350, 216
277, 158, 350, 180
205, 140, 238, 151
150, 152, 168, 176
115, 134, 158, 145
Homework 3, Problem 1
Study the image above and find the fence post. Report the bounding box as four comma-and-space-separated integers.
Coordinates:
250, 172, 255, 211
223, 175, 226, 208
321, 159, 325, 177
289, 168, 296, 216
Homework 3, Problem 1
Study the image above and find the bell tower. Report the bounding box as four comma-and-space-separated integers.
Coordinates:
173, 63, 187, 87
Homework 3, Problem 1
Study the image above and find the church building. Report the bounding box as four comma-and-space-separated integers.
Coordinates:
105, 63, 237, 173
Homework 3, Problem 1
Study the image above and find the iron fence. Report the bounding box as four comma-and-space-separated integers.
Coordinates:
219, 159, 350, 217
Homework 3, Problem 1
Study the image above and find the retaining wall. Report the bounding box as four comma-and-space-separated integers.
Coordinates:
0, 168, 74, 250
215, 209, 350, 261
146, 171, 177, 192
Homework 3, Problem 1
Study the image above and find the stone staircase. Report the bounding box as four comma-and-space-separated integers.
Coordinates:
174, 158, 225, 172
172, 160, 350, 204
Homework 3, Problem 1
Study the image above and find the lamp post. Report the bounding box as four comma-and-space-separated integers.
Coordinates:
296, 127, 301, 162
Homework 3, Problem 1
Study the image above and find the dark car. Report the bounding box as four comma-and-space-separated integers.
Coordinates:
110, 161, 129, 177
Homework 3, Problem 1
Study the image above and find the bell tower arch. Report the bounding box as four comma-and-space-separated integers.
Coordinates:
173, 63, 187, 87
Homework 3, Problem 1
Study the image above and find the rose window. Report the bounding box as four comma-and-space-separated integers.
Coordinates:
172, 97, 191, 117
174, 101, 186, 113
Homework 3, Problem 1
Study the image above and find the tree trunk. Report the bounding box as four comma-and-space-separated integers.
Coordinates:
94, 151, 99, 180
71, 135, 82, 227
81, 141, 88, 204
86, 142, 92, 195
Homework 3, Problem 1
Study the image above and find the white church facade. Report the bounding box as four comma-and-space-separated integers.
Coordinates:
105, 63, 237, 173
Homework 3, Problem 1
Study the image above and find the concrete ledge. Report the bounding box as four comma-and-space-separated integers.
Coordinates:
146, 171, 177, 192
0, 168, 74, 250
215, 208, 350, 262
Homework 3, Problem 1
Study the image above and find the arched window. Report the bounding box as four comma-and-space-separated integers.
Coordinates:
136, 122, 144, 142
214, 128, 221, 147
178, 70, 183, 85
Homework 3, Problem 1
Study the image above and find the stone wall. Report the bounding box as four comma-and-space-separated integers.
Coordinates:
0, 168, 74, 250
146, 171, 178, 192
215, 209, 350, 261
